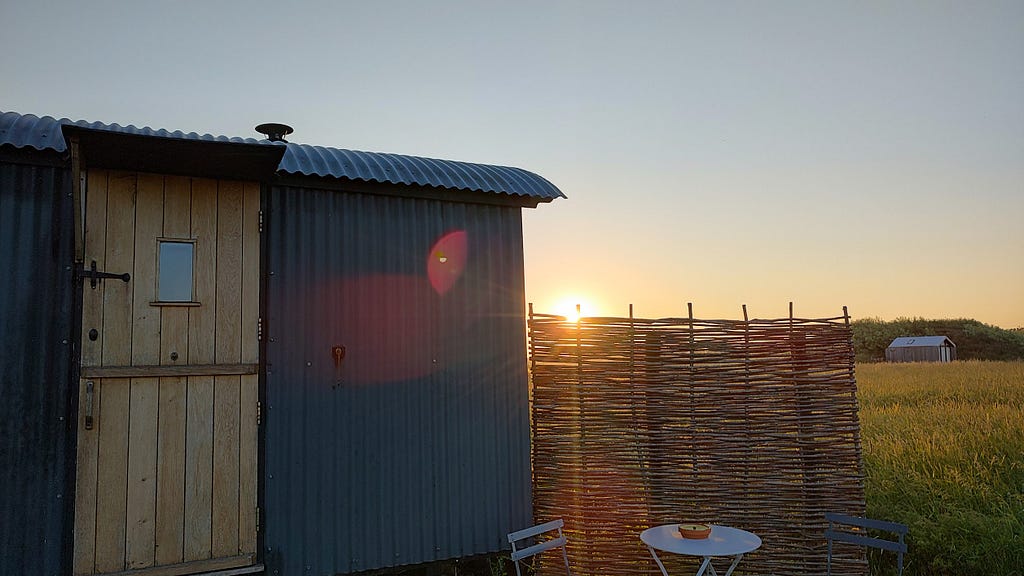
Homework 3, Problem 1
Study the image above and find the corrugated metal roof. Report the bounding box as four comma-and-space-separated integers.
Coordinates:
0, 111, 263, 151
887, 336, 955, 348
1, 111, 564, 200
278, 144, 564, 199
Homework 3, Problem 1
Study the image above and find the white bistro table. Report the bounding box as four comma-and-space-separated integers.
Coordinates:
640, 524, 761, 576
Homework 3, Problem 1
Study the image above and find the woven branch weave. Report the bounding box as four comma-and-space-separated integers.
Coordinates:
528, 311, 866, 576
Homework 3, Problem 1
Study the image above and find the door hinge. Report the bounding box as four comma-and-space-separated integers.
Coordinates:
258, 317, 263, 341
256, 506, 261, 532
258, 210, 264, 234
257, 401, 262, 426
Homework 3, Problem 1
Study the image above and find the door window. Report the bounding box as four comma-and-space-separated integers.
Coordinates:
157, 240, 195, 302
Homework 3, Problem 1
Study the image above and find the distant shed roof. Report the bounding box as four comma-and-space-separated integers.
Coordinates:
0, 111, 564, 201
887, 336, 956, 348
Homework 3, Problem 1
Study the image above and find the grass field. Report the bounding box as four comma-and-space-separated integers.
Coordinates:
856, 361, 1024, 575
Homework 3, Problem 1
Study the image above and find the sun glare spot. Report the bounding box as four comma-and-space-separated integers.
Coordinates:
555, 299, 590, 323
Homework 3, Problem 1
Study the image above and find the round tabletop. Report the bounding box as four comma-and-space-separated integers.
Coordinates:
640, 524, 762, 557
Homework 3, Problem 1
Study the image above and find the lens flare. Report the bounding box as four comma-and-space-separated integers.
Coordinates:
427, 230, 467, 295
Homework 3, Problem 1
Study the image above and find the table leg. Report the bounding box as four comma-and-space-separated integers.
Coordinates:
722, 554, 744, 576
646, 546, 670, 576
697, 557, 714, 576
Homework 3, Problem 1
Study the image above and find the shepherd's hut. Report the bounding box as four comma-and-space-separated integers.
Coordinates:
885, 336, 957, 363
0, 111, 563, 576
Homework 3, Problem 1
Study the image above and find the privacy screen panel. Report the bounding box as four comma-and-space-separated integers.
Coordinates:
529, 310, 866, 576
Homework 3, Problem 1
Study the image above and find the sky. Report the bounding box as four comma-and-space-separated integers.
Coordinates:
2, 1, 1021, 328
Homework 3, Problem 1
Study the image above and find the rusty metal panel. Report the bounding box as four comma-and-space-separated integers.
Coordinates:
0, 159, 76, 576
263, 185, 531, 575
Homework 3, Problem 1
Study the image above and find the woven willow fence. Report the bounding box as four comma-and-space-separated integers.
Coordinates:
527, 306, 866, 576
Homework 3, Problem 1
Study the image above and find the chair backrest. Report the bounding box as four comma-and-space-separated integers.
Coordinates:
825, 512, 908, 576
507, 518, 572, 576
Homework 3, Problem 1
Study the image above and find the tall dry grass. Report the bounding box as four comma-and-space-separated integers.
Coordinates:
856, 361, 1024, 575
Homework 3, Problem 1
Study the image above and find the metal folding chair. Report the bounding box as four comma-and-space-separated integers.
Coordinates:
825, 512, 908, 576
507, 518, 572, 576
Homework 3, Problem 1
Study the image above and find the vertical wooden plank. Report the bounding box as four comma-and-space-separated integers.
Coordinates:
101, 171, 136, 366
125, 378, 159, 570
74, 169, 108, 575
189, 178, 218, 364
216, 180, 243, 363
213, 180, 243, 556
156, 175, 191, 566
185, 178, 216, 562
73, 379, 101, 576
80, 169, 109, 368
94, 170, 136, 574
238, 374, 258, 556
238, 181, 260, 555
94, 379, 130, 573
155, 375, 186, 567
126, 173, 163, 570
241, 181, 259, 365
184, 376, 214, 562
132, 172, 163, 363
213, 375, 241, 557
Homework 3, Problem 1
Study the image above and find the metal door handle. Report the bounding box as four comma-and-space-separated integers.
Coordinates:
84, 381, 95, 430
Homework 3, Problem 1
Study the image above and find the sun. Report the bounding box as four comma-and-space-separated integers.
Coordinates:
554, 298, 591, 323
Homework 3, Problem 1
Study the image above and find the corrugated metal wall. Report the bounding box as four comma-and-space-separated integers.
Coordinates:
0, 159, 76, 575
264, 185, 531, 575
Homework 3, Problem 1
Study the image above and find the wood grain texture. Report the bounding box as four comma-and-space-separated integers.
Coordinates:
237, 181, 260, 556
241, 182, 259, 364
238, 374, 258, 555
102, 171, 136, 367
93, 170, 136, 573
132, 173, 163, 366
126, 377, 159, 570
154, 175, 192, 568
73, 378, 101, 576
189, 178, 217, 365
215, 181, 243, 364
81, 169, 108, 368
162, 175, 191, 238
97, 554, 254, 576
94, 378, 130, 573
74, 168, 109, 575
155, 376, 186, 566
212, 375, 241, 557
81, 364, 257, 378
184, 375, 214, 562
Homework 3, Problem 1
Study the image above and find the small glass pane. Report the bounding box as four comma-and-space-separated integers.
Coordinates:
158, 241, 194, 302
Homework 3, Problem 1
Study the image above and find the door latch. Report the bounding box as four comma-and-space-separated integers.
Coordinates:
84, 381, 95, 430
78, 260, 131, 289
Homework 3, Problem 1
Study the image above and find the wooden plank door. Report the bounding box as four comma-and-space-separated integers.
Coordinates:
73, 170, 260, 576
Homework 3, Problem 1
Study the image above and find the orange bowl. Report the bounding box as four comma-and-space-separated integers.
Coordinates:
678, 523, 711, 539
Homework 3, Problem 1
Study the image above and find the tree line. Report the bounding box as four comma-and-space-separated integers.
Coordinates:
851, 317, 1024, 362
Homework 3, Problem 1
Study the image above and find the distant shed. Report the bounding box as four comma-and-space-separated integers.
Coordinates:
885, 336, 957, 363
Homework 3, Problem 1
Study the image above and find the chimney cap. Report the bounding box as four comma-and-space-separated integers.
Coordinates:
255, 123, 294, 142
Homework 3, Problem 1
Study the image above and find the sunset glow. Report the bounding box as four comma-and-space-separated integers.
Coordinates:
554, 299, 591, 323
